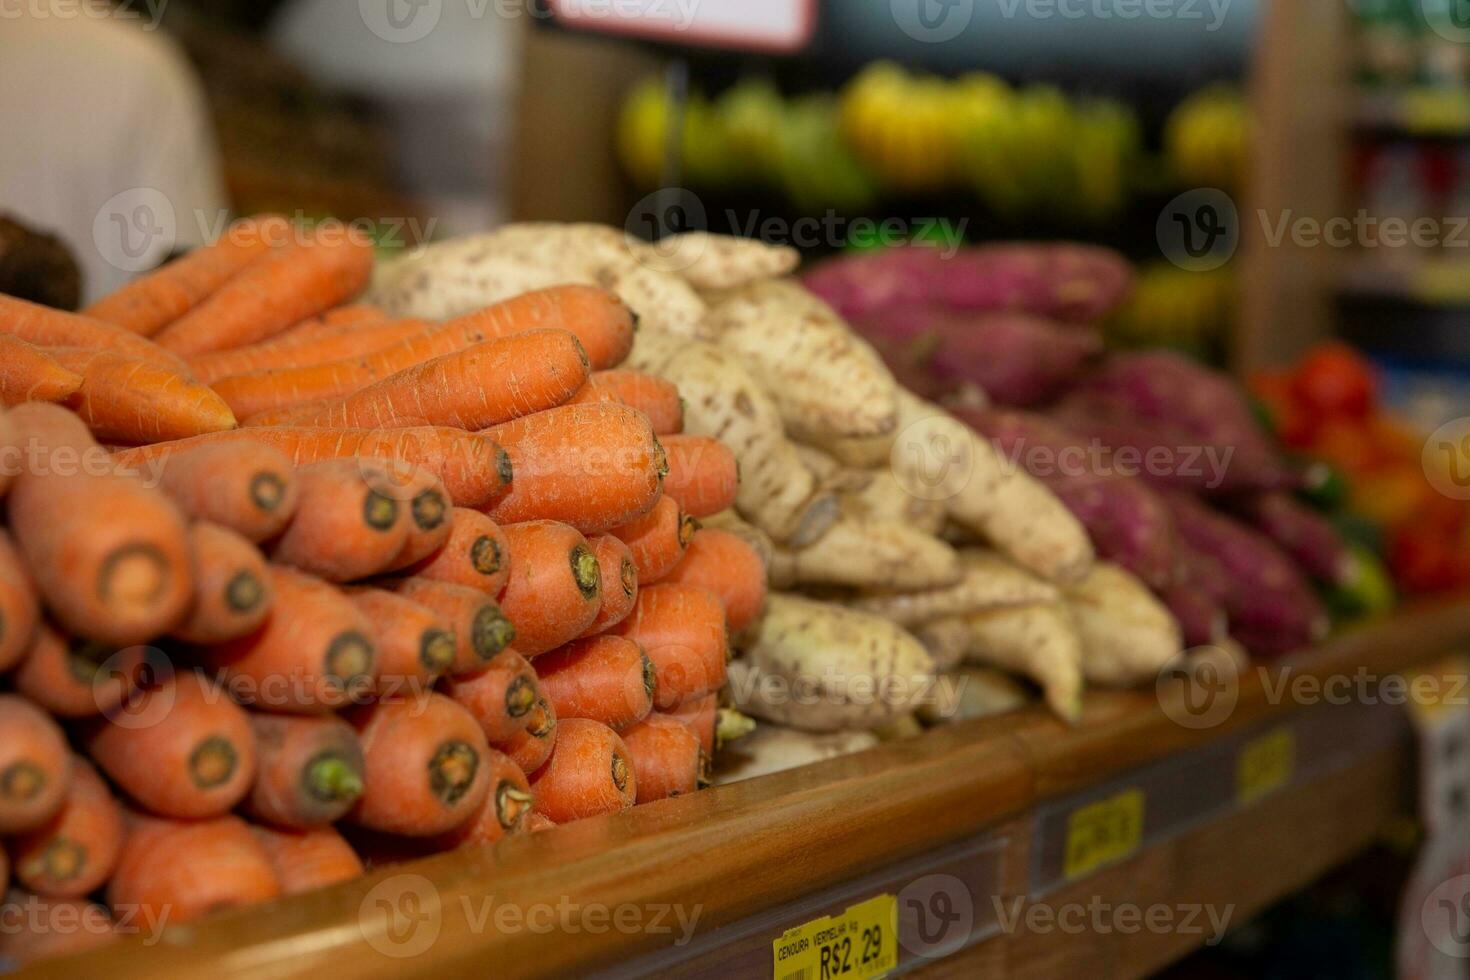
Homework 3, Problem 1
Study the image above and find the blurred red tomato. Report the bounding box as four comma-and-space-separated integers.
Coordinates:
1250, 371, 1317, 448
1291, 343, 1378, 419
1390, 522, 1464, 594
1312, 418, 1381, 474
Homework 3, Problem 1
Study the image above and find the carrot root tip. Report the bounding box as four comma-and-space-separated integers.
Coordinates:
428, 740, 481, 805
189, 736, 239, 789
653, 440, 669, 480
325, 632, 376, 692
678, 515, 700, 549
362, 491, 400, 531
411, 490, 448, 531
420, 629, 457, 675
0, 762, 45, 802
611, 749, 631, 794
571, 546, 601, 601
99, 543, 170, 610
619, 559, 637, 599
470, 536, 503, 576
640, 652, 657, 703
495, 782, 534, 832
505, 675, 538, 721
30, 839, 86, 884
226, 570, 265, 613
471, 606, 515, 662
495, 449, 514, 487
305, 752, 365, 805
250, 472, 288, 513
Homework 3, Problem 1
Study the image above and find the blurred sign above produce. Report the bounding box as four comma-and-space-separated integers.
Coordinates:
547, 0, 816, 53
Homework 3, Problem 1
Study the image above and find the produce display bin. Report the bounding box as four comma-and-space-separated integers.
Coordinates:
39, 602, 1470, 980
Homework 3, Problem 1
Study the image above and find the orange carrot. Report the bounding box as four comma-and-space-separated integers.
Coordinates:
400, 507, 511, 595
82, 214, 288, 336
577, 535, 638, 638
260, 329, 590, 432
660, 435, 738, 519
0, 530, 40, 672
494, 694, 557, 775
620, 715, 706, 803
173, 522, 272, 644
528, 719, 636, 823
663, 694, 718, 755
127, 439, 298, 543
0, 696, 71, 834
153, 222, 375, 356
84, 673, 256, 819
610, 495, 696, 585
430, 750, 533, 849
535, 635, 655, 733
0, 293, 186, 369
447, 285, 635, 371
611, 584, 727, 710
113, 426, 511, 509
47, 348, 236, 443
382, 466, 453, 570
189, 315, 424, 384
13, 624, 151, 719
348, 692, 493, 837
0, 894, 115, 965
346, 587, 456, 694
495, 521, 601, 656
385, 578, 514, 677
483, 403, 664, 535
7, 404, 193, 645
660, 528, 767, 632
9, 758, 123, 898
0, 335, 83, 406
217, 284, 627, 419
107, 812, 280, 924
268, 303, 389, 344
201, 565, 377, 713
446, 648, 541, 744
570, 370, 683, 435
267, 460, 411, 583
251, 825, 363, 895
245, 714, 364, 830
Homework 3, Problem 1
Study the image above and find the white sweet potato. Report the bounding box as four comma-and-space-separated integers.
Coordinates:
848, 550, 1060, 626
891, 391, 1094, 584
716, 725, 879, 784
1064, 563, 1183, 688
963, 603, 1084, 723
651, 339, 836, 544
731, 595, 936, 732
914, 617, 971, 672
703, 280, 899, 441
841, 468, 947, 535
775, 516, 962, 592
810, 428, 898, 469
636, 232, 800, 291
369, 248, 566, 320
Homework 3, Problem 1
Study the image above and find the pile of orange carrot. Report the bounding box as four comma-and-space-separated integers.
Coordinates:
0, 215, 766, 967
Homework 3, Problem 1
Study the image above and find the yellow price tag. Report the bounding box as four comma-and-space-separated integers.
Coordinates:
1403, 654, 1470, 727
772, 894, 897, 980
1237, 727, 1296, 805
1064, 788, 1145, 881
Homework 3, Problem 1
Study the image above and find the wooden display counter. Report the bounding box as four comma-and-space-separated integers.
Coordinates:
37, 603, 1470, 980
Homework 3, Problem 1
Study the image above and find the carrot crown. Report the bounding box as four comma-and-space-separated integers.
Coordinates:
571, 546, 601, 602
470, 536, 503, 576
428, 741, 481, 805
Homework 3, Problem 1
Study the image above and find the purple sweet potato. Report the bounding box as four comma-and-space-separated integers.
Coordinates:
1162, 539, 1230, 648
1162, 490, 1328, 658
957, 407, 1177, 588
1226, 491, 1354, 586
801, 247, 943, 320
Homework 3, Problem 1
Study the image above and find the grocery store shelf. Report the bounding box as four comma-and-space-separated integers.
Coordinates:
38, 601, 1470, 980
